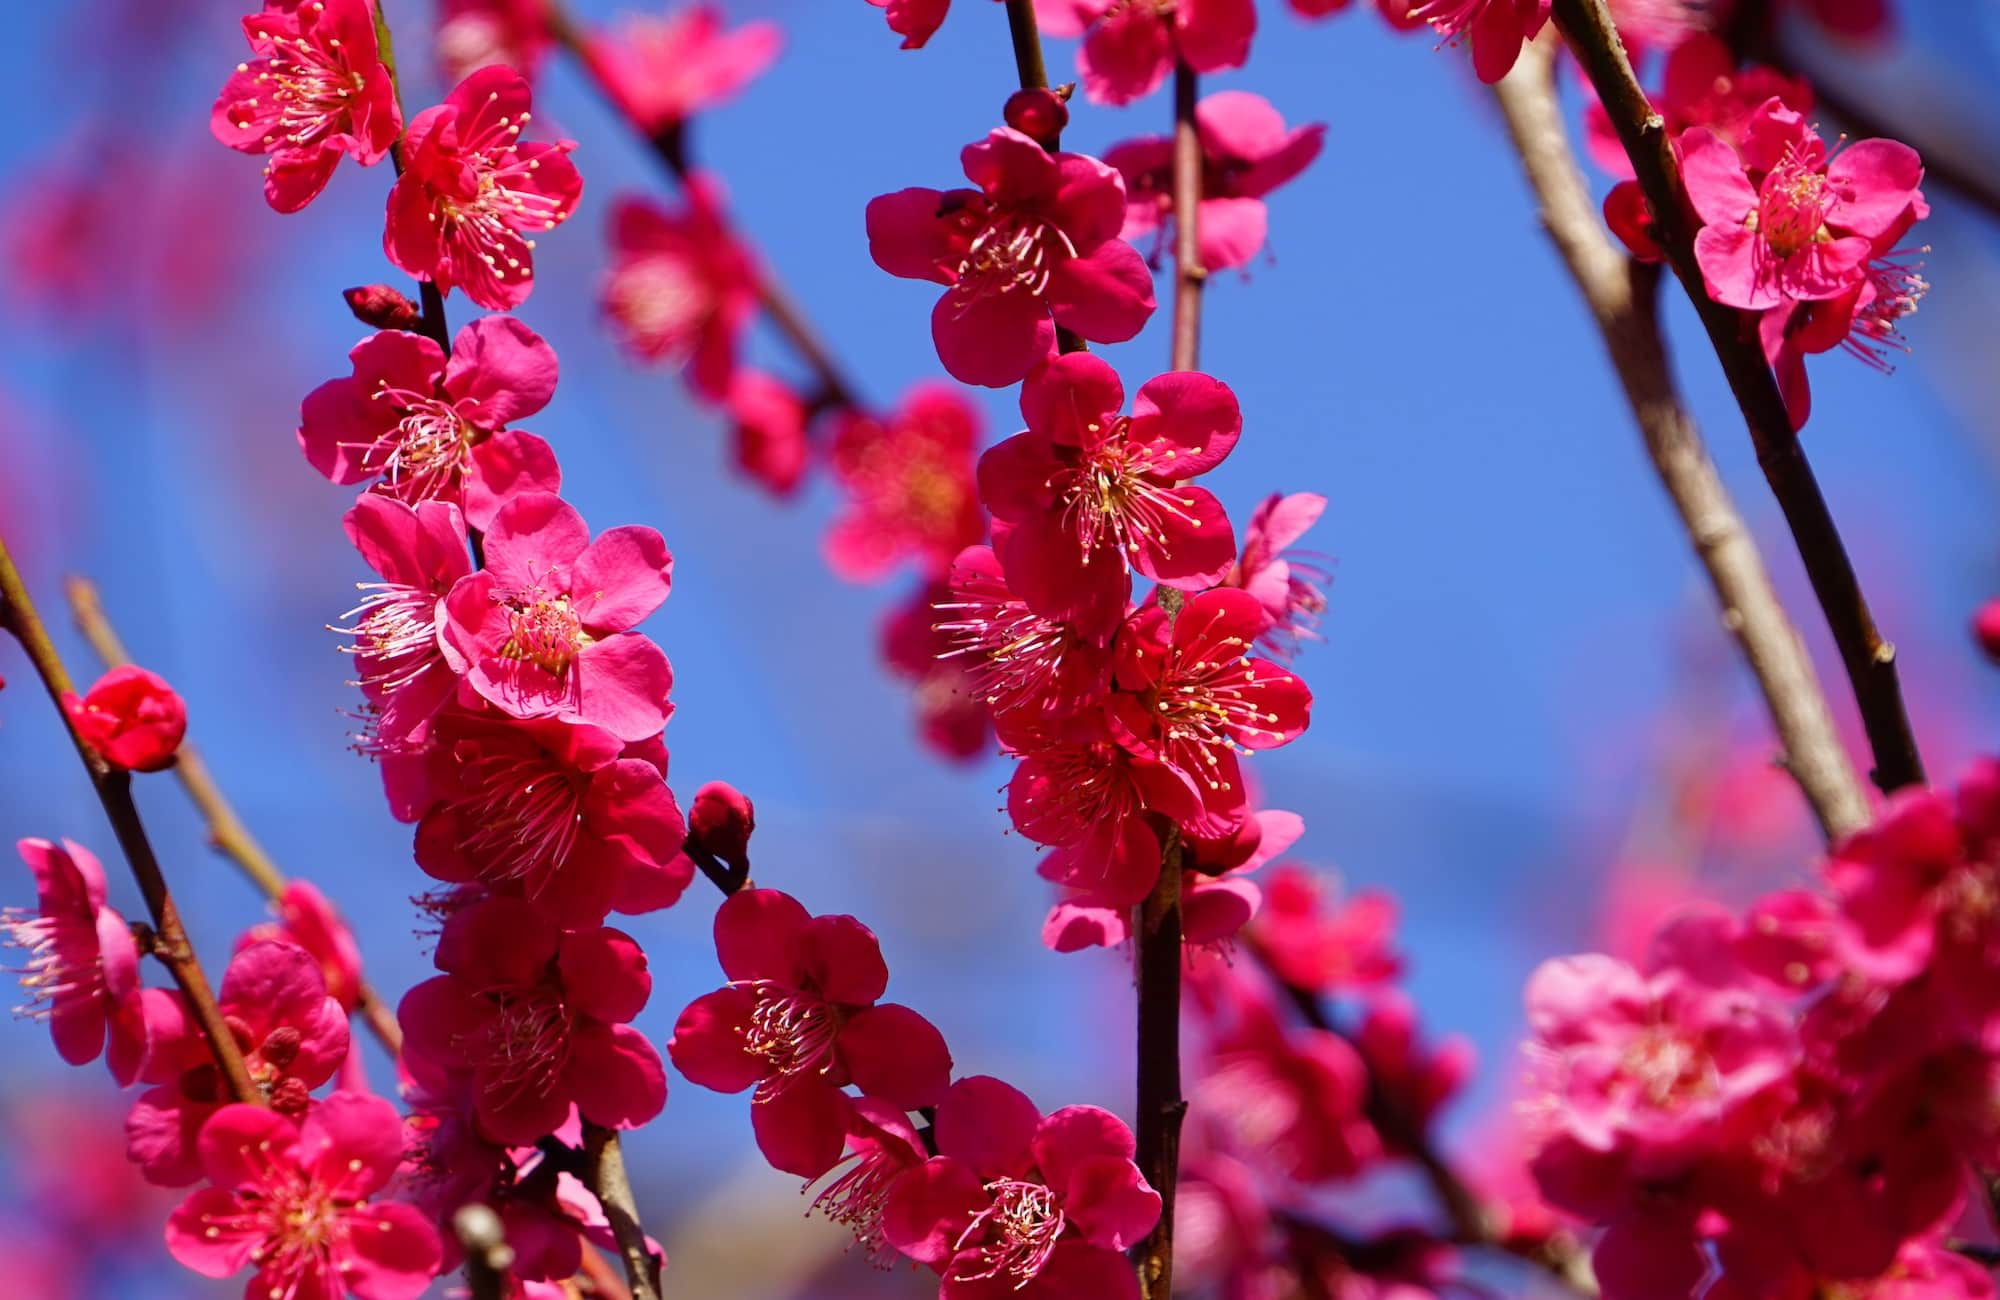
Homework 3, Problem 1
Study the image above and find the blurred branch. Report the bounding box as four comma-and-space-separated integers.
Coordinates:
63, 576, 409, 1056
586, 1122, 665, 1300
1491, 36, 1870, 842
1551, 0, 1925, 798
539, 0, 862, 415
0, 539, 260, 1106
454, 1204, 515, 1300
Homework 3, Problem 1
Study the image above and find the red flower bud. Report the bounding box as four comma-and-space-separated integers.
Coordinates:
342, 284, 422, 331
1003, 88, 1068, 149
688, 781, 755, 872
61, 665, 187, 772
1975, 598, 2000, 665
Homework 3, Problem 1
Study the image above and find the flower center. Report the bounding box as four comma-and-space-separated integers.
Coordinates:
811, 1146, 903, 1265
950, 213, 1075, 308
206, 1158, 353, 1294
356, 390, 473, 502
1755, 152, 1833, 257
606, 253, 714, 357
954, 1179, 1066, 1286
451, 742, 587, 897
1050, 428, 1200, 567
499, 591, 585, 675
337, 581, 443, 699
738, 982, 839, 1097
935, 590, 1083, 717
234, 28, 364, 150
467, 987, 573, 1107
1620, 1025, 1717, 1108
1149, 640, 1283, 788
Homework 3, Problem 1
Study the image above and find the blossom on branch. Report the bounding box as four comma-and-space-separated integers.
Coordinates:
591, 5, 782, 133
2, 838, 151, 1082
61, 665, 187, 772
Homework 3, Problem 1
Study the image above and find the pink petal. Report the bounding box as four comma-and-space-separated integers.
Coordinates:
751, 1076, 851, 1179
485, 492, 591, 587
1057, 1154, 1160, 1250
1131, 370, 1240, 474
715, 888, 813, 984
1130, 484, 1236, 589
464, 429, 563, 531
1827, 138, 1924, 239
1047, 239, 1156, 345
800, 914, 890, 1006
575, 633, 675, 742
936, 1075, 1039, 1179
299, 1091, 404, 1196
840, 1004, 953, 1108
445, 315, 558, 426
341, 1202, 445, 1300
558, 926, 653, 1025
1020, 351, 1126, 446
570, 526, 673, 631
883, 1157, 989, 1265
1042, 901, 1129, 951
1078, 9, 1172, 106
166, 1186, 262, 1277
1694, 223, 1777, 310
1680, 130, 1759, 227
197, 1104, 301, 1189
865, 188, 959, 284
566, 1022, 669, 1130
668, 986, 765, 1093
1195, 196, 1268, 272
962, 128, 1060, 202
931, 287, 1056, 389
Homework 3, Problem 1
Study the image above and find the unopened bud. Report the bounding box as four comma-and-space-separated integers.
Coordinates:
1004, 88, 1068, 148
689, 781, 755, 872
343, 284, 422, 331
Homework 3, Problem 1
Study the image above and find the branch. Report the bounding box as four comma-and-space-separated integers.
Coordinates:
1490, 36, 1870, 842
586, 1122, 665, 1300
0, 537, 261, 1106
538, 0, 861, 415
1004, 0, 1054, 96
366, 2, 453, 352
1169, 61, 1205, 375
1550, 0, 1925, 797
453, 1204, 515, 1300
63, 576, 409, 1055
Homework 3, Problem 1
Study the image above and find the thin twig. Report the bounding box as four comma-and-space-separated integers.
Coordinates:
538, 0, 861, 414
1550, 0, 1925, 797
1169, 61, 1205, 375
63, 576, 409, 1054
454, 1204, 515, 1300
0, 538, 261, 1106
1491, 35, 1869, 842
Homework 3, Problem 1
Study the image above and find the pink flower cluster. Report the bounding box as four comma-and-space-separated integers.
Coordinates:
1522, 763, 2000, 1300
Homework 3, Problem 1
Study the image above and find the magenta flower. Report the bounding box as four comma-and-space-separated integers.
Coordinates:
669, 888, 953, 1179
1252, 864, 1401, 994
807, 1097, 930, 1260
385, 66, 582, 310
825, 384, 986, 582
1107, 588, 1312, 808
299, 316, 561, 530
1583, 35, 1814, 180
881, 1075, 1161, 1299
436, 0, 553, 86
127, 940, 351, 1187
211, 0, 402, 213
868, 0, 1000, 48
591, 5, 782, 134
935, 545, 1112, 721
725, 369, 812, 498
1106, 91, 1324, 272
60, 665, 187, 772
237, 881, 367, 1014
1198, 1005, 1380, 1180
2, 838, 149, 1082
401, 895, 667, 1145
165, 1092, 441, 1300
866, 129, 1154, 388
978, 353, 1240, 640
335, 496, 473, 755
438, 492, 675, 743
882, 580, 994, 762
411, 708, 690, 928
601, 182, 760, 399
1227, 490, 1332, 659
1036, 0, 1257, 106
1682, 103, 1924, 312
1407, 0, 1550, 83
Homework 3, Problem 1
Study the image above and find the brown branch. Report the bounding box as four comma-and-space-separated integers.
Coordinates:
1169, 61, 1205, 375
453, 1204, 515, 1300
539, 0, 861, 415
1004, 0, 1054, 97
0, 538, 261, 1106
586, 1122, 665, 1300
1550, 0, 1925, 797
62, 576, 409, 1055
1491, 35, 1870, 842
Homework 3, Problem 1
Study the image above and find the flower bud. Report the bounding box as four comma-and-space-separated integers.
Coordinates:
1976, 598, 2000, 664
689, 781, 755, 872
1004, 88, 1068, 149
343, 284, 422, 332
61, 665, 187, 772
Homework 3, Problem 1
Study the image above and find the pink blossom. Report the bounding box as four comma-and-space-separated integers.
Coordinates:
2, 838, 149, 1082
979, 354, 1240, 639
438, 492, 675, 743
401, 895, 667, 1144
934, 545, 1112, 722
1357, 992, 1475, 1140
881, 1075, 1160, 1299
211, 0, 401, 213
1108, 588, 1312, 808
590, 6, 782, 134
825, 385, 984, 582
385, 66, 582, 311
725, 370, 811, 498
299, 316, 561, 530
165, 1092, 441, 1300
436, 0, 553, 86
805, 1096, 930, 1260
1105, 92, 1325, 272
410, 708, 690, 928
1711, 1233, 1995, 1300
1038, 0, 1257, 106
1196, 1006, 1380, 1180
1682, 102, 1923, 311
1408, 0, 1550, 83
669, 888, 952, 1178
61, 665, 186, 772
128, 940, 351, 1186
866, 129, 1154, 387
1251, 865, 1401, 994
1227, 491, 1332, 658
1584, 36, 1814, 179
238, 881, 366, 1013
601, 182, 760, 399
869, 0, 1000, 49
883, 579, 994, 761
335, 496, 474, 756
